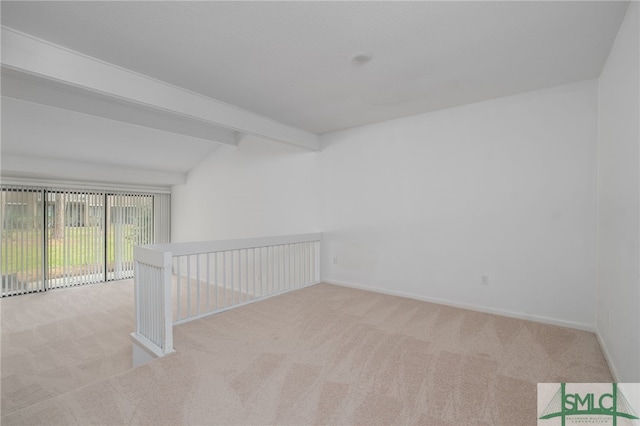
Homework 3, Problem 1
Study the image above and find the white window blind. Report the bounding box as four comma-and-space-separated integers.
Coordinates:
47, 190, 106, 289
107, 193, 154, 281
0, 185, 170, 296
154, 193, 171, 245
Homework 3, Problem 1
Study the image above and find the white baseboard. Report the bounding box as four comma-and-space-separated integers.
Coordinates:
322, 278, 595, 332
595, 329, 620, 382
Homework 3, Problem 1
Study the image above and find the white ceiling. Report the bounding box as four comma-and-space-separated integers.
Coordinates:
1, 1, 629, 135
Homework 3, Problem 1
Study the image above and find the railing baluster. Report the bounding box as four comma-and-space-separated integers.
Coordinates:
206, 253, 210, 312
303, 242, 307, 285
252, 247, 257, 299
276, 245, 280, 292
176, 258, 181, 321
187, 255, 191, 318
285, 244, 289, 289
293, 243, 297, 288
238, 250, 242, 303
196, 254, 201, 315
273, 245, 277, 293
294, 243, 298, 287
214, 252, 218, 310
269, 246, 273, 294
231, 250, 235, 305
259, 247, 262, 296
223, 251, 227, 308
239, 249, 243, 303
307, 242, 311, 284
311, 241, 316, 283
299, 243, 303, 286
239, 249, 243, 301
244, 248, 248, 302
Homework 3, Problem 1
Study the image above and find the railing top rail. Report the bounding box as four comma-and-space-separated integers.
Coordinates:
136, 232, 322, 260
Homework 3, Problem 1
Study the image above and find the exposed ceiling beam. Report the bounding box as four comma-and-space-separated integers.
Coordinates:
2, 69, 239, 146
1, 27, 320, 151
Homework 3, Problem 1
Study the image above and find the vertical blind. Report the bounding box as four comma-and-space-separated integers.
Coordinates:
47, 191, 105, 289
0, 185, 170, 297
107, 193, 154, 281
153, 192, 171, 245
0, 187, 45, 296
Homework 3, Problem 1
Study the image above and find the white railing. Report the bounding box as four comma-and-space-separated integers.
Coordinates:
131, 233, 322, 364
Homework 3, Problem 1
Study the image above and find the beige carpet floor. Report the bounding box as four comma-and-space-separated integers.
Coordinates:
0, 277, 245, 415
1, 282, 612, 425
1, 280, 135, 416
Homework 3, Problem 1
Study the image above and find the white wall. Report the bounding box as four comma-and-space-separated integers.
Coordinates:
596, 2, 639, 382
320, 79, 599, 330
171, 135, 320, 243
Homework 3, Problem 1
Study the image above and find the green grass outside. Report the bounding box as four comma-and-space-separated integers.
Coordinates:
1, 225, 147, 279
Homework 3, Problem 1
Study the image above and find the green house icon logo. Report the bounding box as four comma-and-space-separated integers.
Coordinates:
539, 383, 639, 425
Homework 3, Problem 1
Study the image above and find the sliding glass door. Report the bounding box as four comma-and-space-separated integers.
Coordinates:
0, 185, 169, 296
107, 194, 153, 281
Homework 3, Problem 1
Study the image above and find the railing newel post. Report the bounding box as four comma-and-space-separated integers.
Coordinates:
134, 258, 140, 335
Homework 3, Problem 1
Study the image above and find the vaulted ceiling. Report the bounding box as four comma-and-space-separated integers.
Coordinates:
0, 1, 630, 186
